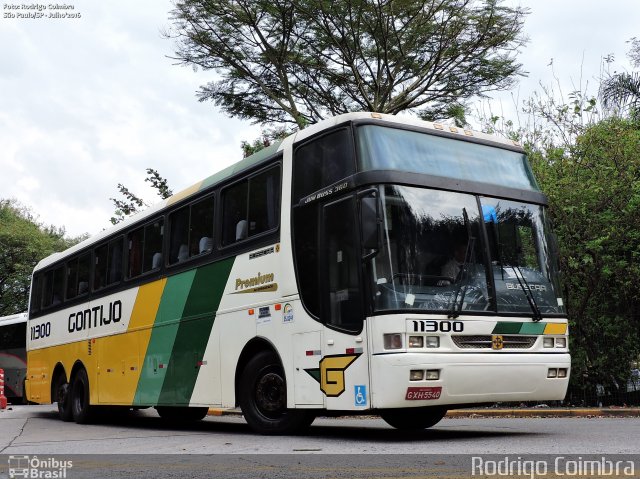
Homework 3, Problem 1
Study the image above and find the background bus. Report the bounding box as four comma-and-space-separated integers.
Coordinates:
26, 112, 569, 433
0, 312, 27, 403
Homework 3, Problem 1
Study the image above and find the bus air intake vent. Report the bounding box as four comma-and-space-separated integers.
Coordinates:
452, 335, 537, 349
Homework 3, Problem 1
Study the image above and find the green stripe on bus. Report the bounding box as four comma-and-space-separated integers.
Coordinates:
492, 322, 523, 334
157, 257, 235, 405
519, 322, 546, 335
133, 269, 197, 405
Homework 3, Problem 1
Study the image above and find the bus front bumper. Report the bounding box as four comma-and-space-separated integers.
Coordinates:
370, 352, 571, 409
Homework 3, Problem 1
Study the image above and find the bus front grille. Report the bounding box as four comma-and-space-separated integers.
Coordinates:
452, 335, 537, 349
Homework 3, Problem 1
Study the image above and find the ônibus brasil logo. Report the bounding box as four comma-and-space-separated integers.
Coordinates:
8, 455, 73, 478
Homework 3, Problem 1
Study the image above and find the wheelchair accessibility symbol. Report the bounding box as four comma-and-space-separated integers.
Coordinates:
354, 385, 367, 407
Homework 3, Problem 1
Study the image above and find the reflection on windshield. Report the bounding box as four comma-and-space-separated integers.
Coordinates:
369, 186, 565, 316
372, 186, 489, 313
481, 198, 565, 315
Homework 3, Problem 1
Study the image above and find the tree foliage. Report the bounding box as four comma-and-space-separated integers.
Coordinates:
599, 38, 640, 118
529, 117, 640, 402
0, 200, 83, 315
167, 0, 528, 128
110, 168, 173, 225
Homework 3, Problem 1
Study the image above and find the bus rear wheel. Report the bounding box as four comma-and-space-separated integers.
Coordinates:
239, 351, 314, 435
156, 406, 209, 421
54, 375, 73, 422
70, 368, 93, 424
380, 407, 447, 431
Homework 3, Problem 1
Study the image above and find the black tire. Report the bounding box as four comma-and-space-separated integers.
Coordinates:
70, 368, 93, 424
54, 375, 73, 422
239, 351, 315, 435
156, 406, 209, 422
380, 407, 447, 431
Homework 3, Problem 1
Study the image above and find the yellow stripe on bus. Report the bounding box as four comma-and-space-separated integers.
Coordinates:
544, 323, 567, 335
96, 278, 168, 405
167, 181, 203, 206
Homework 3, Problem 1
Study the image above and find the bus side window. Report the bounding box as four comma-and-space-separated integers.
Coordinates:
190, 197, 214, 256
143, 221, 163, 272
94, 243, 108, 290
221, 167, 280, 246
107, 237, 123, 285
30, 274, 42, 314
128, 228, 143, 278
293, 128, 354, 203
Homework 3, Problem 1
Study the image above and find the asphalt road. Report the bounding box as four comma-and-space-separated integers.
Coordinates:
1, 405, 639, 478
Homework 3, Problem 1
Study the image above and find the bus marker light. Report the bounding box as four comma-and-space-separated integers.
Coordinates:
425, 370, 440, 380
410, 370, 424, 381
346, 347, 363, 354
248, 309, 255, 315
306, 350, 321, 356
275, 304, 282, 311
371, 113, 382, 119
547, 368, 558, 378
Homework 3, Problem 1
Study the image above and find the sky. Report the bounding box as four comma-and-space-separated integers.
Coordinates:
1, 0, 638, 238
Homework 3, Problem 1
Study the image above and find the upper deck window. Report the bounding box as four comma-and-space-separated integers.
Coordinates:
357, 125, 539, 192
293, 128, 355, 203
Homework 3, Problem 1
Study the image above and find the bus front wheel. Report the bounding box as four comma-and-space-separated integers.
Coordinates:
380, 407, 447, 431
70, 368, 93, 424
239, 351, 314, 435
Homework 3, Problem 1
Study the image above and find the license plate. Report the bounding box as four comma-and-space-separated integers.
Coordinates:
405, 386, 442, 400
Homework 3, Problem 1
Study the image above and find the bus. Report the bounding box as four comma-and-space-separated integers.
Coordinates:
0, 312, 28, 403
26, 112, 570, 433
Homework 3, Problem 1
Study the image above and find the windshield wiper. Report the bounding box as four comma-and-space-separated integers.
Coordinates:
510, 264, 543, 322
449, 209, 475, 319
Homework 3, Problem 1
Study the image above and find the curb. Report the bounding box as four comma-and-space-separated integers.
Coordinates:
446, 408, 640, 418
208, 408, 640, 418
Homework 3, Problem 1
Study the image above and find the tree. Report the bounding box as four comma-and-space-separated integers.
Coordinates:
599, 38, 640, 117
0, 200, 84, 315
110, 168, 173, 224
530, 117, 640, 403
166, 0, 528, 128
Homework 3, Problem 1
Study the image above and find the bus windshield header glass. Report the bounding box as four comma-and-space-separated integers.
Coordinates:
357, 125, 540, 192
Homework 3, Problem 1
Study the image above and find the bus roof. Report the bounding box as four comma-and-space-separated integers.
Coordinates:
0, 312, 28, 326
33, 112, 523, 272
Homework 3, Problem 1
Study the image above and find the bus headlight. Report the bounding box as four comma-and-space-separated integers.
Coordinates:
543, 337, 554, 348
408, 336, 423, 348
383, 334, 403, 349
410, 370, 424, 381
556, 337, 567, 348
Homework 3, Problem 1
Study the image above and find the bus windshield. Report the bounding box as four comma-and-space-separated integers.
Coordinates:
370, 185, 565, 316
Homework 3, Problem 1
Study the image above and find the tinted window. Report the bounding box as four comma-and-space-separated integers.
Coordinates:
322, 196, 363, 332
169, 196, 214, 264
222, 167, 280, 246
42, 266, 64, 308
30, 275, 42, 314
95, 237, 123, 290
66, 253, 91, 300
357, 125, 539, 192
128, 220, 163, 277
293, 128, 354, 203
0, 322, 26, 349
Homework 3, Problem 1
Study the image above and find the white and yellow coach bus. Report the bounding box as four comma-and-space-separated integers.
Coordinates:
26, 113, 570, 433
